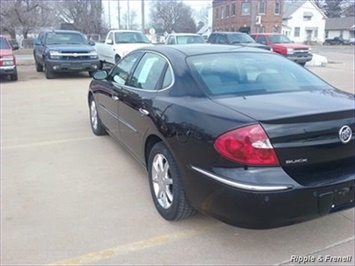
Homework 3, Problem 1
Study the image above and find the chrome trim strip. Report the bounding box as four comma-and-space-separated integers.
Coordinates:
0, 65, 16, 70
99, 104, 138, 133
99, 104, 119, 120
191, 166, 290, 191
118, 117, 138, 132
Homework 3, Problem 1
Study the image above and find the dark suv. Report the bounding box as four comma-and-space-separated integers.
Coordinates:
207, 32, 271, 51
33, 30, 100, 79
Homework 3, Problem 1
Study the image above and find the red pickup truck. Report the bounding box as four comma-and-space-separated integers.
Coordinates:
250, 33, 312, 66
0, 35, 19, 81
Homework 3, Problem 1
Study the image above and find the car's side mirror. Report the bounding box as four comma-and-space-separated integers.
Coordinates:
93, 70, 108, 80
88, 40, 95, 46
11, 44, 19, 51
106, 39, 114, 45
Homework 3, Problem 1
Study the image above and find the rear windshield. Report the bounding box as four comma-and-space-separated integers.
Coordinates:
114, 32, 150, 44
0, 37, 11, 49
227, 33, 255, 44
176, 35, 205, 44
45, 32, 87, 45
187, 52, 331, 97
268, 35, 292, 44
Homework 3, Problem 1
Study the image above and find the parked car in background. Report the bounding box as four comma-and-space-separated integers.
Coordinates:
88, 44, 354, 229
33, 30, 100, 79
95, 30, 152, 66
165, 33, 206, 45
0, 35, 19, 81
323, 37, 349, 45
207, 32, 271, 51
250, 33, 312, 66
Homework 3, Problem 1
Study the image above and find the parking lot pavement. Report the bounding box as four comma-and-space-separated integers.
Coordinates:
1, 61, 354, 265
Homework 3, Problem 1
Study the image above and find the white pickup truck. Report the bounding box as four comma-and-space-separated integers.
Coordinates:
95, 30, 152, 66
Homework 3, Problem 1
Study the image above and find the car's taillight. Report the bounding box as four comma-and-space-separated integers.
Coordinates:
214, 124, 279, 166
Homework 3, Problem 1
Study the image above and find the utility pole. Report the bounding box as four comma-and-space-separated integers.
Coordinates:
250, 0, 257, 34
141, 0, 145, 33
127, 0, 130, 30
117, 0, 121, 29
108, 0, 112, 29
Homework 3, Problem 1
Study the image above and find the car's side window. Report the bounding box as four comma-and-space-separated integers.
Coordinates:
167, 36, 175, 44
128, 53, 167, 91
110, 53, 141, 86
256, 35, 267, 45
38, 33, 44, 44
107, 32, 114, 43
162, 67, 173, 89
216, 34, 228, 44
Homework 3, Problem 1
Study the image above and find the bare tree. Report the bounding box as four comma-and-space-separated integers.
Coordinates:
57, 0, 107, 35
313, 0, 352, 18
122, 9, 138, 30
0, 0, 58, 39
150, 0, 196, 33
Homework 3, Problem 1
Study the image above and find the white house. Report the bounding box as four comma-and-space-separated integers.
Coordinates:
325, 17, 355, 41
282, 0, 327, 44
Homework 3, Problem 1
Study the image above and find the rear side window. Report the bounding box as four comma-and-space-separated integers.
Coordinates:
256, 35, 267, 45
187, 53, 331, 97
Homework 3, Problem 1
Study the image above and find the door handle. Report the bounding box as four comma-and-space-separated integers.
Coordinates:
111, 95, 119, 101
139, 108, 149, 116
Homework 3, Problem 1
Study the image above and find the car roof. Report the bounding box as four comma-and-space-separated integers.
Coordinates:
169, 33, 202, 36
211, 32, 245, 35
42, 30, 83, 34
251, 33, 282, 36
137, 44, 270, 57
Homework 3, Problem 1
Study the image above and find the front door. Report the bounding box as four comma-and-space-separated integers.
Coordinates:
117, 52, 171, 160
97, 52, 143, 139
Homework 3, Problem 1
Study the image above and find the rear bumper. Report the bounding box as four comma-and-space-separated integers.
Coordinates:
46, 59, 100, 72
0, 65, 17, 75
184, 165, 354, 229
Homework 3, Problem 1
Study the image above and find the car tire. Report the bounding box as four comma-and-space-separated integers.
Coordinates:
89, 96, 107, 136
10, 70, 18, 81
44, 61, 54, 79
36, 61, 43, 72
299, 62, 306, 67
148, 142, 196, 221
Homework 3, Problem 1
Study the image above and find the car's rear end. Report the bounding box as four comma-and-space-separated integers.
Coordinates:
181, 49, 354, 228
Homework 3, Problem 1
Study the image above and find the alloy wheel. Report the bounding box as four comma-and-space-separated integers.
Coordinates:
151, 153, 173, 209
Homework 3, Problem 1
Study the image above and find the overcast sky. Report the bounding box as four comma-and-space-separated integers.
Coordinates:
103, 0, 212, 29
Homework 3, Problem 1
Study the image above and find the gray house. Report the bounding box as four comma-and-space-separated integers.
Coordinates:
325, 17, 355, 41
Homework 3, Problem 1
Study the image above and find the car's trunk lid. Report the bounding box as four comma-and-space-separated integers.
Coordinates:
213, 90, 355, 185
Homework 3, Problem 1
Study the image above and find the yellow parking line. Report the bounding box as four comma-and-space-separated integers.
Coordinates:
1, 136, 98, 150
48, 223, 221, 266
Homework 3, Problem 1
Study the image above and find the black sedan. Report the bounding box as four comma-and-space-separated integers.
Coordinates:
88, 45, 354, 229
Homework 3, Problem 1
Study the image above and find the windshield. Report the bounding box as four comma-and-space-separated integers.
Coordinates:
114, 32, 150, 44
176, 35, 205, 44
228, 33, 255, 44
0, 37, 11, 49
187, 52, 331, 97
268, 34, 292, 44
45, 32, 87, 45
